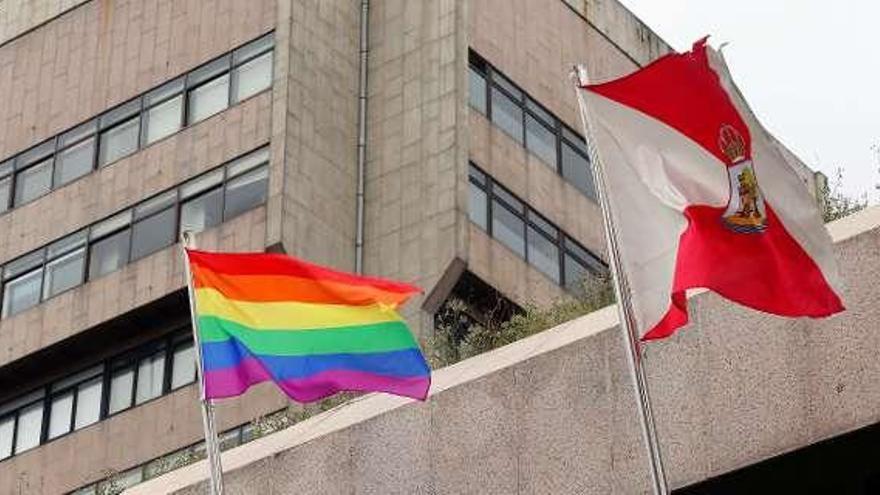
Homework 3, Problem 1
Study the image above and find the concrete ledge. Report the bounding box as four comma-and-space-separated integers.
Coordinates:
128, 206, 880, 494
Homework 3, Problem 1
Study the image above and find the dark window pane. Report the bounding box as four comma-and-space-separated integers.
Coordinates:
491, 200, 525, 258
171, 343, 196, 389
491, 72, 522, 99
226, 147, 269, 177
2, 268, 43, 317
131, 208, 176, 261
527, 226, 561, 283
491, 88, 523, 143
492, 184, 523, 213
74, 377, 103, 429
0, 416, 12, 460
563, 127, 589, 155
89, 229, 131, 279
55, 138, 95, 186
14, 159, 52, 205
468, 164, 486, 185
564, 252, 590, 294
188, 74, 230, 124
469, 182, 488, 230
18, 140, 54, 167
99, 117, 140, 166
43, 247, 85, 299
144, 95, 183, 145
233, 33, 274, 65
0, 176, 10, 213
108, 367, 134, 415
135, 352, 165, 405
525, 114, 557, 167
180, 188, 223, 234
15, 402, 43, 453
224, 166, 268, 219
232, 52, 272, 103
561, 141, 595, 199
526, 98, 555, 126
468, 66, 487, 114
47, 391, 74, 439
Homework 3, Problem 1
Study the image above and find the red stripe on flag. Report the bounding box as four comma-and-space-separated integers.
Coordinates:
585, 38, 750, 168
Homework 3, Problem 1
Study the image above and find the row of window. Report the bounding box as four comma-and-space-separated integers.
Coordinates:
468, 51, 597, 201
0, 329, 196, 462
0, 32, 274, 215
468, 163, 605, 293
0, 145, 270, 319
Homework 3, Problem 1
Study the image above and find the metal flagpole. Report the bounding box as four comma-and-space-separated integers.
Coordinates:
180, 231, 225, 495
570, 66, 669, 495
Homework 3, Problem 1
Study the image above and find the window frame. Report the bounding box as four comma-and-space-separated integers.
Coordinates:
468, 50, 598, 200
0, 146, 270, 320
0, 32, 276, 219
0, 328, 195, 462
467, 162, 606, 291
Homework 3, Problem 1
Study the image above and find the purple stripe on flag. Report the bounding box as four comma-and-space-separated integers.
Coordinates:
204, 357, 431, 403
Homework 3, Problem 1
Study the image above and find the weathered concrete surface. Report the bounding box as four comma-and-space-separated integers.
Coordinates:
128, 207, 880, 494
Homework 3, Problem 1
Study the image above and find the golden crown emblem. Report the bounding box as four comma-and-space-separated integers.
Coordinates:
718, 124, 747, 163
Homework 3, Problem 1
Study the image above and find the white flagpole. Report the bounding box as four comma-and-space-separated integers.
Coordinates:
180, 231, 225, 495
570, 66, 669, 495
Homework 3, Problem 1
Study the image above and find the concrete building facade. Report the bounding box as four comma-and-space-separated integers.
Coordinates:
0, 0, 829, 494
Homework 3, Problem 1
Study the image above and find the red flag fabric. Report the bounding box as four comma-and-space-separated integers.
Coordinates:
578, 38, 844, 340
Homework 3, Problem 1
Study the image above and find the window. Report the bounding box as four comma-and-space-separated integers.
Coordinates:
527, 214, 561, 283
0, 146, 269, 319
469, 50, 599, 203
467, 163, 604, 291
491, 198, 525, 258
14, 158, 52, 206
469, 181, 488, 230
89, 218, 132, 280
180, 170, 224, 234
491, 87, 523, 144
143, 79, 184, 145
74, 377, 103, 429
98, 100, 141, 166
231, 33, 274, 103
135, 351, 166, 405
224, 166, 268, 220
561, 133, 595, 199
43, 231, 87, 299
2, 251, 45, 318
187, 56, 231, 124
14, 402, 43, 453
54, 120, 97, 186
0, 329, 195, 461
232, 52, 272, 103
171, 342, 196, 389
0, 33, 275, 219
108, 367, 134, 415
0, 416, 12, 460
525, 114, 557, 167
468, 66, 487, 114
131, 192, 177, 261
0, 161, 11, 213
47, 392, 74, 439
564, 253, 590, 294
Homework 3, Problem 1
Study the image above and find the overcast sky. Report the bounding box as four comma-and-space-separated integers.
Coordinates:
620, 0, 880, 202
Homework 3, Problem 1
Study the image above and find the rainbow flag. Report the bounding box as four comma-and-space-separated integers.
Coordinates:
185, 249, 431, 402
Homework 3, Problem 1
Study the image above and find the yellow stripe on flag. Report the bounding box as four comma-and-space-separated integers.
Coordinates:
193, 287, 403, 331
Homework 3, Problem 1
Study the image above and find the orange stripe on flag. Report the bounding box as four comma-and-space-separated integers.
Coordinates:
191, 263, 414, 306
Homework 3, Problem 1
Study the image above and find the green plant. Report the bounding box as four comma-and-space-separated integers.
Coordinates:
820, 167, 868, 223
431, 273, 614, 366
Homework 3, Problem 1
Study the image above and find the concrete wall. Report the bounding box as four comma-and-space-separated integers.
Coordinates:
128, 206, 880, 494
0, 0, 91, 46
362, 0, 469, 337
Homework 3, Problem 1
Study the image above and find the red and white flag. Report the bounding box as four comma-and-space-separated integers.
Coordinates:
577, 38, 844, 340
